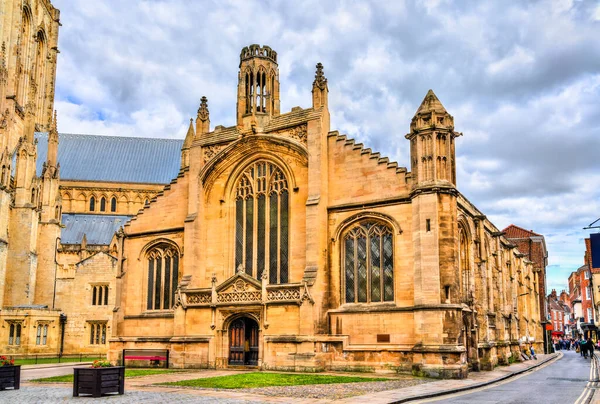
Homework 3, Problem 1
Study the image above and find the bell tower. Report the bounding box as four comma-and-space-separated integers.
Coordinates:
236, 44, 280, 131
406, 90, 461, 189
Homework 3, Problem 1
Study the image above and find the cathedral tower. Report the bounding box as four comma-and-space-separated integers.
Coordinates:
236, 45, 280, 131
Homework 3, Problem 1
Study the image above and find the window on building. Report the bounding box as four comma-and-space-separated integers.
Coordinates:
8, 323, 22, 345
146, 244, 179, 310
588, 308, 593, 322
89, 322, 107, 345
587, 287, 592, 301
458, 226, 471, 301
343, 221, 394, 303
100, 197, 106, 212
559, 312, 562, 320
91, 285, 109, 306
234, 161, 289, 283
110, 197, 117, 212
36, 324, 48, 345
585, 271, 589, 279
89, 196, 95, 211
16, 7, 32, 104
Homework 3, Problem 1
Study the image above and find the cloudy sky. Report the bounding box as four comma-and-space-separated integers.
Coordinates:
51, 0, 599, 293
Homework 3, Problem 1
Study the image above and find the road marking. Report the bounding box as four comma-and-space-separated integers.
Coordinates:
574, 353, 598, 404
416, 354, 562, 403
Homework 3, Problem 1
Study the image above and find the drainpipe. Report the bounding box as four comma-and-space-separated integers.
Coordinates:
52, 237, 61, 310
59, 313, 67, 356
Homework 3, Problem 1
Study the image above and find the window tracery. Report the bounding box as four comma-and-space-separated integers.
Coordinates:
459, 225, 471, 302
343, 221, 394, 303
235, 161, 289, 284
146, 243, 179, 310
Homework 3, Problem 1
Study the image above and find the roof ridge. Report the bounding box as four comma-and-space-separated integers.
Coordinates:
36, 132, 184, 143
503, 224, 541, 237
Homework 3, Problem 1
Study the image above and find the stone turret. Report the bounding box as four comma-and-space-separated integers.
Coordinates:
236, 44, 280, 131
406, 90, 461, 189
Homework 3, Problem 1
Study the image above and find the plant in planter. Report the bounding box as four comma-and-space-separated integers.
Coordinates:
0, 355, 20, 390
73, 360, 124, 397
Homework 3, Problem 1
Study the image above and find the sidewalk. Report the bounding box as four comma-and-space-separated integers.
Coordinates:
21, 361, 92, 370
337, 352, 560, 403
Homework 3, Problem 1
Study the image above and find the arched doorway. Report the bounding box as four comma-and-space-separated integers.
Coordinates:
228, 317, 259, 366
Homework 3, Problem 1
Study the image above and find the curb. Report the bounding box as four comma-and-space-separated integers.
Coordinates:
21, 361, 93, 370
391, 353, 562, 403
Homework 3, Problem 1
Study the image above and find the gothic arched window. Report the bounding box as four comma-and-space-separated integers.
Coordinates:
89, 196, 95, 211
459, 225, 470, 301
110, 197, 117, 212
33, 31, 46, 118
146, 243, 179, 310
235, 161, 289, 284
343, 221, 394, 303
16, 7, 33, 104
100, 197, 106, 212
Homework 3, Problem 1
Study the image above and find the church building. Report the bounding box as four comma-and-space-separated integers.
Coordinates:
108, 45, 544, 378
1, 0, 544, 379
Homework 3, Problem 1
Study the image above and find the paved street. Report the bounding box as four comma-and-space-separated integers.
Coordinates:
423, 350, 593, 404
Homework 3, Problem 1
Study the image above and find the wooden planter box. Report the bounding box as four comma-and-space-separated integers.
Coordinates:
73, 366, 124, 397
0, 365, 20, 390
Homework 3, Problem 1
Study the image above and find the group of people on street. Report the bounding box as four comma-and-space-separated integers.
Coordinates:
553, 336, 598, 359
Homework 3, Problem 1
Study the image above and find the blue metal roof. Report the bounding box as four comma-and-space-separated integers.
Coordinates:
35, 133, 183, 184
61, 213, 132, 245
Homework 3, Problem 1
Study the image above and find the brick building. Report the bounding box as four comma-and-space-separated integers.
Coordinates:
568, 265, 593, 336
547, 290, 571, 338
585, 238, 600, 326
504, 225, 549, 323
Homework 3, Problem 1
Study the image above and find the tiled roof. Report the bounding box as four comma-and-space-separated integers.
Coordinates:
503, 224, 541, 238
35, 133, 183, 184
61, 213, 132, 245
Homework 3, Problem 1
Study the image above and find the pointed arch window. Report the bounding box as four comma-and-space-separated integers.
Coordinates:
343, 222, 394, 303
459, 226, 471, 302
110, 197, 117, 212
235, 161, 289, 283
146, 244, 179, 310
34, 31, 46, 119
16, 7, 33, 104
89, 196, 95, 212
100, 197, 106, 212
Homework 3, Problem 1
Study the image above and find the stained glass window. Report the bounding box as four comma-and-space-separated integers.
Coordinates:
343, 222, 394, 303
235, 161, 289, 283
146, 244, 180, 310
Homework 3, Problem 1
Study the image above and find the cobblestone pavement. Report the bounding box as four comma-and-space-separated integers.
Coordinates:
2, 384, 262, 403
246, 378, 430, 400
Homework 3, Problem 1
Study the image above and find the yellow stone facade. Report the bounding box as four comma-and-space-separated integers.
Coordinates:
108, 45, 543, 378
0, 0, 165, 357
1, 1, 542, 378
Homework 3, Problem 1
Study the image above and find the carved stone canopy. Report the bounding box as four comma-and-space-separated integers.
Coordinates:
198, 96, 209, 121
313, 63, 327, 90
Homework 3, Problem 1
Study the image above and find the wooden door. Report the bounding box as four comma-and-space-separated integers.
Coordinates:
228, 318, 245, 365
246, 320, 259, 365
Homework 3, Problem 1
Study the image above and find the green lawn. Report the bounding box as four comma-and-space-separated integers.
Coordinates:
14, 357, 102, 366
31, 368, 181, 383
162, 372, 388, 389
